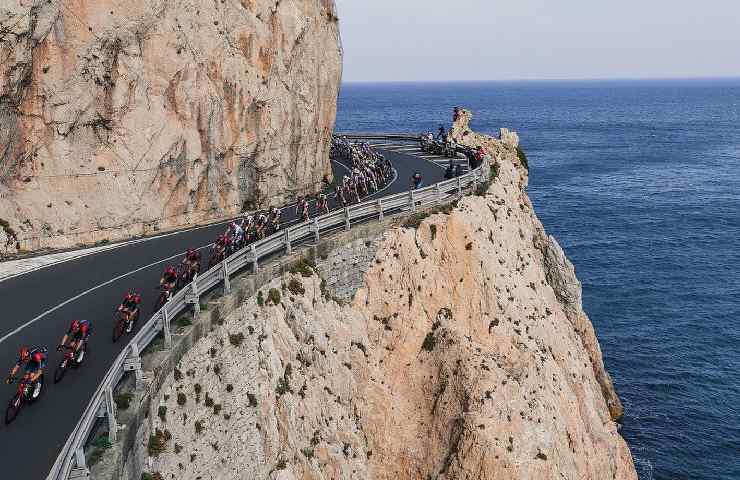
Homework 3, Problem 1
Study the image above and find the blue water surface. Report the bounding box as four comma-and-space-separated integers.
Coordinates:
336, 79, 740, 480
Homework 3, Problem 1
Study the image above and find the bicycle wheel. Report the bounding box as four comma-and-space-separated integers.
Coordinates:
53, 359, 68, 384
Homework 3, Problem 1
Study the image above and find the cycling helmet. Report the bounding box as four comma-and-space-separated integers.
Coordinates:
70, 320, 81, 333
19, 346, 30, 361
165, 266, 176, 276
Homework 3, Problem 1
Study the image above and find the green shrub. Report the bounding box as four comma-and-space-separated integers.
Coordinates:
177, 316, 192, 327
276, 364, 293, 396
247, 393, 258, 407
257, 291, 264, 306
229, 332, 245, 346
114, 392, 133, 410
301, 447, 315, 459
148, 429, 169, 457
267, 288, 281, 305
402, 212, 429, 230
141, 473, 163, 480
92, 435, 112, 449
194, 420, 204, 434
158, 406, 167, 422
287, 278, 305, 296
289, 258, 315, 277
516, 146, 529, 170
177, 392, 187, 406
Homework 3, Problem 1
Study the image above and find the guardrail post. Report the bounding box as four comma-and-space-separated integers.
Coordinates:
473, 173, 478, 193
377, 198, 384, 221
250, 244, 259, 273
184, 277, 201, 315
105, 386, 118, 443
313, 218, 320, 242
69, 446, 90, 479
344, 207, 351, 231
124, 343, 144, 389
457, 176, 462, 198
162, 308, 172, 349
410, 190, 416, 212
284, 228, 292, 255
436, 183, 443, 203
222, 259, 231, 293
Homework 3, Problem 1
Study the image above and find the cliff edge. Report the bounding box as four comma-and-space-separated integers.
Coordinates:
135, 111, 636, 479
0, 0, 342, 253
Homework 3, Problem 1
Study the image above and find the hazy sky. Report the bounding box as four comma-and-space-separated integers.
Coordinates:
335, 0, 740, 82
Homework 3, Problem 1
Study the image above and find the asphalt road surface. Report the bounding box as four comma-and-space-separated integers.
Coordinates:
0, 140, 461, 479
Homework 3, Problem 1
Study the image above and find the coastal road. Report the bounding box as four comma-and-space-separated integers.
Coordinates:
0, 140, 459, 479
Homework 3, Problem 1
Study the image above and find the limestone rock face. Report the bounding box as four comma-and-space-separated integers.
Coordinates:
0, 0, 342, 252
144, 113, 636, 479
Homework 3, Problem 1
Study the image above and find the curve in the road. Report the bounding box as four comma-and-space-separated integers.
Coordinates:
0, 138, 451, 480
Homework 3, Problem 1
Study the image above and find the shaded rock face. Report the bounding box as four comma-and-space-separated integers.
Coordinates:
0, 0, 342, 252
144, 114, 636, 479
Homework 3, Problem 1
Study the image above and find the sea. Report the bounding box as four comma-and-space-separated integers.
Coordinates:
335, 79, 740, 480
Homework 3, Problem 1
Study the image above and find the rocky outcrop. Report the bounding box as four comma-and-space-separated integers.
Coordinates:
0, 0, 342, 253
135, 112, 635, 479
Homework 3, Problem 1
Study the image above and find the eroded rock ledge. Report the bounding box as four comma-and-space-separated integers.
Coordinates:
132, 111, 635, 479
0, 0, 342, 253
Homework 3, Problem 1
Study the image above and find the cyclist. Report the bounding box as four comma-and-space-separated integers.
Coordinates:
255, 212, 268, 239
6, 346, 47, 397
160, 265, 178, 292
269, 207, 282, 233
410, 172, 423, 189
335, 183, 347, 207
225, 222, 242, 252
316, 193, 329, 215
182, 248, 201, 282
437, 125, 447, 141
297, 197, 310, 222
243, 215, 255, 242
214, 233, 231, 259
58, 319, 92, 357
118, 292, 141, 333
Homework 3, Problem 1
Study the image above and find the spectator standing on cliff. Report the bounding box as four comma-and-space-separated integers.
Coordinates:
437, 125, 447, 141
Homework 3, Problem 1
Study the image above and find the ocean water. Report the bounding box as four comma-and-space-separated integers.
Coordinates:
335, 79, 740, 480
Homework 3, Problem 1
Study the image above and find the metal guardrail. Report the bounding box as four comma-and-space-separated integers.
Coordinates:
47, 134, 484, 480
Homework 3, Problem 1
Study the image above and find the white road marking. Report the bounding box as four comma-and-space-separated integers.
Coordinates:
1, 162, 360, 285
0, 160, 401, 344
0, 245, 211, 345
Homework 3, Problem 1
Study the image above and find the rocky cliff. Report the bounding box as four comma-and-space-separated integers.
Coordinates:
0, 0, 342, 253
134, 112, 636, 479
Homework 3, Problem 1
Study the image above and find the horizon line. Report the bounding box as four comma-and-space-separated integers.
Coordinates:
341, 75, 740, 85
